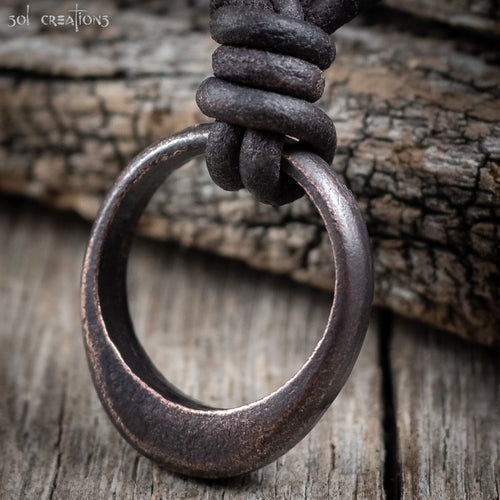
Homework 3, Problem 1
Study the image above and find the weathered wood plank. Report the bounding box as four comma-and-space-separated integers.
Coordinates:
390, 316, 500, 499
0, 197, 384, 499
0, 2, 498, 345
383, 0, 500, 35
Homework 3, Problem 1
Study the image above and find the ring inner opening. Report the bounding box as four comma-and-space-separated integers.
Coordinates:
126, 160, 333, 409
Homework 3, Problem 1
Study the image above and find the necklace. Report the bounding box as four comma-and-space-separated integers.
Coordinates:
81, 0, 375, 478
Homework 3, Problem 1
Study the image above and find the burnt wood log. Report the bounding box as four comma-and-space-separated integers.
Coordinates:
0, 1, 499, 346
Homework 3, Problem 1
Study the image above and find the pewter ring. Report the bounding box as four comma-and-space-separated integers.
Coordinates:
81, 123, 373, 478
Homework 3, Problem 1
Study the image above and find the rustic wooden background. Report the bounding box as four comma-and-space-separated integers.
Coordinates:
1, 197, 499, 499
0, 0, 499, 497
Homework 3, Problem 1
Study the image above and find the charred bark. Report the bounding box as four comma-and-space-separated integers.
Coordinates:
0, 1, 499, 345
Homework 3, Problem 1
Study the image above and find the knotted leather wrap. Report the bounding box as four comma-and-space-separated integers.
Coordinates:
197, 0, 377, 205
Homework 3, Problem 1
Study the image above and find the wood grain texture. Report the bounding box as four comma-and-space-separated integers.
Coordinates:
0, 198, 384, 499
0, 0, 499, 347
390, 316, 500, 499
1, 198, 499, 498
384, 0, 500, 35
2, 198, 499, 498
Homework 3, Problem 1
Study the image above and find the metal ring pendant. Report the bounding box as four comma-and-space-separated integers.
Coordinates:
81, 123, 373, 478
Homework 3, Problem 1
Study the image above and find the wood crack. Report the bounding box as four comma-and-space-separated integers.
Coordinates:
378, 310, 401, 500
48, 390, 66, 500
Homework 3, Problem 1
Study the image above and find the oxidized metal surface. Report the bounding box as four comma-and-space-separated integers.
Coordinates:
81, 124, 374, 478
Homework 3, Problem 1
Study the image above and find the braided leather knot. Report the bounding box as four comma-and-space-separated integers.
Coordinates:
196, 0, 375, 205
